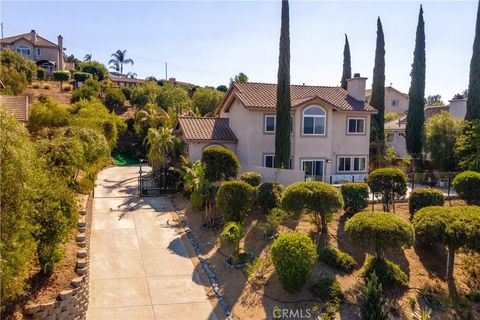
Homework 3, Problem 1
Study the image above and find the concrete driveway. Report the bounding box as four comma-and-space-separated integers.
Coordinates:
87, 166, 216, 320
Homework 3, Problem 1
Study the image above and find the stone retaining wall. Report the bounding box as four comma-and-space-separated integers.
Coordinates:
24, 193, 93, 320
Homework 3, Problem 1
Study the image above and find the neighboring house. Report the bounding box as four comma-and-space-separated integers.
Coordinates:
110, 75, 146, 88
365, 86, 409, 114
0, 95, 30, 123
175, 74, 376, 184
0, 30, 66, 72
385, 97, 467, 158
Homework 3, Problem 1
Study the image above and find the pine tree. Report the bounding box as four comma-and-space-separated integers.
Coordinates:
275, 0, 291, 168
341, 34, 352, 90
370, 17, 386, 143
405, 5, 426, 161
467, 0, 480, 121
360, 272, 388, 320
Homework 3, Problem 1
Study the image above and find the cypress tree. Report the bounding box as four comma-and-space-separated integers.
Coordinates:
370, 17, 386, 143
275, 0, 291, 168
405, 5, 426, 161
341, 34, 352, 90
466, 0, 480, 121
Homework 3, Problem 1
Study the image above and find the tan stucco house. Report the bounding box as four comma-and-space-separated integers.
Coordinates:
175, 74, 376, 183
365, 86, 409, 114
0, 30, 66, 72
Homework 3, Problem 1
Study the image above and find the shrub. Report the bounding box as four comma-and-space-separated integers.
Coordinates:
340, 183, 369, 215
28, 98, 70, 133
318, 246, 357, 273
310, 278, 343, 301
258, 183, 285, 214
37, 68, 46, 80
240, 171, 262, 187
0, 49, 37, 94
362, 256, 408, 288
367, 167, 407, 212
53, 71, 70, 90
452, 171, 480, 205
271, 233, 318, 293
221, 221, 244, 264
73, 72, 92, 83
281, 181, 343, 234
80, 60, 109, 81
408, 188, 445, 216
216, 180, 255, 222
71, 78, 100, 103
190, 190, 203, 210
32, 82, 40, 89
121, 86, 133, 100
360, 271, 388, 320
104, 89, 126, 111
43, 83, 51, 90
201, 146, 239, 182
63, 84, 73, 92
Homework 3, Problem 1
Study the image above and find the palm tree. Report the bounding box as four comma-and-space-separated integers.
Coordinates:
127, 72, 137, 79
134, 104, 170, 133
109, 61, 120, 73
109, 49, 134, 76
144, 126, 176, 186
83, 53, 92, 61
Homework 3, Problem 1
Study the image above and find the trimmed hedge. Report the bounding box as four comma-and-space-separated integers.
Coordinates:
271, 233, 318, 293
216, 180, 255, 222
201, 146, 239, 182
318, 246, 357, 273
258, 182, 285, 214
310, 278, 343, 301
367, 167, 407, 212
53, 71, 70, 82
73, 72, 92, 83
362, 256, 408, 288
240, 171, 262, 187
340, 182, 369, 215
408, 188, 445, 216
452, 171, 480, 205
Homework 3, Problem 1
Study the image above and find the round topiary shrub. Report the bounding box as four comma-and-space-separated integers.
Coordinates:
408, 188, 445, 216
104, 89, 126, 111
239, 171, 262, 187
201, 146, 240, 182
318, 246, 357, 273
258, 182, 285, 214
43, 83, 51, 90
452, 171, 480, 205
216, 180, 255, 222
367, 167, 407, 212
362, 255, 408, 288
310, 277, 344, 301
271, 232, 318, 293
340, 182, 369, 215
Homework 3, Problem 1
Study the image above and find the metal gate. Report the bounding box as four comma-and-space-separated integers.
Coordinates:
138, 165, 180, 196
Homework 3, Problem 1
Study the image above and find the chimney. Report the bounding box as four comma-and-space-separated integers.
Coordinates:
30, 30, 37, 43
57, 35, 64, 70
448, 97, 467, 119
346, 73, 368, 101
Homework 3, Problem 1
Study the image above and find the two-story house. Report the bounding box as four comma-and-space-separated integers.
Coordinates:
0, 30, 66, 72
174, 74, 376, 184
365, 86, 409, 114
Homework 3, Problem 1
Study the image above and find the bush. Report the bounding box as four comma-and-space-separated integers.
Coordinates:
53, 71, 70, 83
0, 49, 37, 95
318, 246, 357, 273
63, 84, 73, 92
408, 188, 445, 216
310, 278, 343, 301
240, 171, 262, 187
367, 167, 407, 212
32, 83, 40, 89
271, 233, 318, 293
258, 183, 285, 214
452, 171, 480, 205
121, 86, 133, 100
43, 83, 51, 90
360, 271, 388, 320
216, 180, 255, 222
80, 61, 109, 81
37, 68, 46, 80
340, 183, 369, 215
201, 146, 239, 182
71, 78, 100, 103
362, 256, 408, 288
73, 72, 92, 83
104, 89, 126, 111
28, 98, 70, 133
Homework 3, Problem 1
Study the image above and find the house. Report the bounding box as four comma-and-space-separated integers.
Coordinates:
0, 30, 66, 72
110, 75, 146, 88
175, 73, 376, 184
385, 97, 467, 158
365, 86, 409, 114
0, 95, 30, 123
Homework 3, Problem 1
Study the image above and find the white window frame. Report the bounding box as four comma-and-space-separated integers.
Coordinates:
301, 159, 325, 181
264, 154, 292, 169
392, 99, 400, 108
337, 156, 367, 173
35, 47, 41, 56
16, 45, 31, 56
347, 117, 366, 134
264, 115, 276, 133
302, 106, 326, 135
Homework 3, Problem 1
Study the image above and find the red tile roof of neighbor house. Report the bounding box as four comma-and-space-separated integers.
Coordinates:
0, 96, 29, 122
226, 82, 376, 112
0, 32, 58, 48
177, 117, 237, 142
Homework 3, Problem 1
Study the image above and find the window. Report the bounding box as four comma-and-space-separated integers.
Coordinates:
16, 45, 31, 56
347, 118, 365, 134
265, 115, 276, 133
264, 154, 292, 169
303, 106, 326, 135
392, 99, 400, 107
337, 156, 367, 172
302, 160, 324, 181
35, 48, 41, 56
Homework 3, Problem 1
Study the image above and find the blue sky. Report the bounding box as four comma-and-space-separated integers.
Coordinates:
1, 1, 477, 100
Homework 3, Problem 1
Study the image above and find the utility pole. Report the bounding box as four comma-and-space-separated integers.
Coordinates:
165, 62, 168, 80
1, 23, 4, 39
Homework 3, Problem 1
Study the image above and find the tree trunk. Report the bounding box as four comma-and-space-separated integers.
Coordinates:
446, 249, 455, 280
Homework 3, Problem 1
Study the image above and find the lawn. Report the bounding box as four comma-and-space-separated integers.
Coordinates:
112, 153, 139, 166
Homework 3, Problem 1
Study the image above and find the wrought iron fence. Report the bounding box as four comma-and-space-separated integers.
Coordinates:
138, 165, 180, 196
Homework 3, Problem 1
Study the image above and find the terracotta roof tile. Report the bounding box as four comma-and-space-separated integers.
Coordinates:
177, 117, 237, 142
0, 96, 29, 122
0, 32, 58, 48
231, 82, 375, 112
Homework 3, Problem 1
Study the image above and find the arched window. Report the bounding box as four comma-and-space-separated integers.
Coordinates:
16, 45, 31, 56
302, 106, 326, 135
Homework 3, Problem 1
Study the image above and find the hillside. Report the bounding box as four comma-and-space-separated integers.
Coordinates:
24, 81, 72, 106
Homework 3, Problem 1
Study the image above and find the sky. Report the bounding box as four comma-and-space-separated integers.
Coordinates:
1, 0, 477, 100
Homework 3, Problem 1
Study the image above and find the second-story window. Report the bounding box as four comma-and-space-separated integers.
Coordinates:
35, 48, 41, 56
392, 99, 400, 107
264, 115, 276, 133
16, 45, 31, 56
347, 118, 365, 134
303, 106, 326, 135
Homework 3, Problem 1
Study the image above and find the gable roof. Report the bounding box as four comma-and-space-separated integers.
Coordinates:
365, 86, 409, 99
385, 105, 450, 131
220, 82, 375, 113
177, 117, 237, 142
0, 32, 59, 48
0, 96, 29, 122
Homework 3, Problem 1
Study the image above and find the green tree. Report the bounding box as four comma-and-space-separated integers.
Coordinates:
0, 49, 37, 95
71, 78, 101, 103
274, 0, 292, 168
83, 53, 92, 61
426, 94, 443, 106
360, 272, 388, 320
340, 34, 352, 90
405, 5, 426, 162
230, 72, 248, 84
466, 0, 480, 121
108, 49, 134, 76
28, 97, 70, 133
456, 119, 480, 171
201, 146, 240, 182
157, 82, 191, 114
80, 61, 109, 81
144, 126, 177, 185
221, 222, 244, 265
216, 85, 228, 92
134, 103, 169, 133
370, 17, 386, 146
216, 181, 255, 222
192, 87, 224, 115
104, 88, 126, 111
53, 71, 70, 92
131, 81, 162, 108
367, 167, 407, 212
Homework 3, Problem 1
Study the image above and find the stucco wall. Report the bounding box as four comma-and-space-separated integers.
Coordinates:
387, 130, 408, 158
384, 87, 409, 114
240, 165, 305, 186
1, 39, 60, 68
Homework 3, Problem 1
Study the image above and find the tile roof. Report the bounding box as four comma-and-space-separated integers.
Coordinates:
365, 86, 409, 99
229, 82, 375, 112
177, 117, 237, 142
0, 95, 29, 122
0, 32, 58, 48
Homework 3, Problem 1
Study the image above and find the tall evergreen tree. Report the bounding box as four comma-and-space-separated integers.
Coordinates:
341, 34, 352, 90
405, 5, 426, 161
467, 0, 480, 121
275, 0, 291, 168
370, 17, 386, 143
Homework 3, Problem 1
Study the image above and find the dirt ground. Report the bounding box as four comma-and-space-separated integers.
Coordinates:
173, 194, 480, 320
